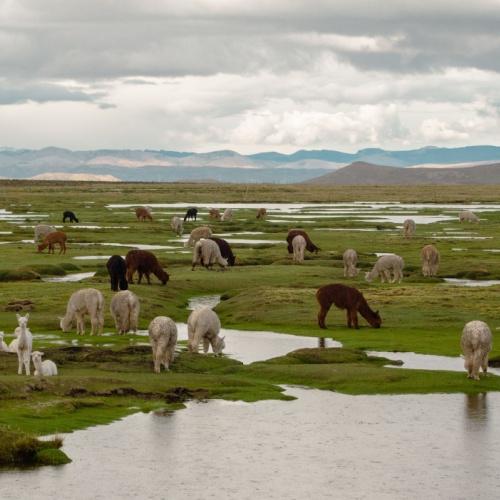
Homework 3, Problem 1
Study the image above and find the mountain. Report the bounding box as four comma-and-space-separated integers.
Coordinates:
304, 161, 500, 185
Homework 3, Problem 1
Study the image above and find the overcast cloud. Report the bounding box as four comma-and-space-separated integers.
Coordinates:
1, 0, 500, 152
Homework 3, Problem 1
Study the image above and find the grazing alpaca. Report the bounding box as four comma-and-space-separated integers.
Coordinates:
403, 219, 416, 238
185, 226, 213, 247
421, 244, 440, 277
316, 284, 381, 330
34, 224, 56, 243
60, 288, 104, 335
459, 210, 479, 223
37, 231, 67, 254
184, 208, 197, 222
170, 216, 184, 236
209, 237, 236, 266
148, 316, 177, 373
192, 239, 228, 270
343, 249, 359, 278
256, 208, 267, 219
31, 351, 58, 377
125, 249, 169, 285
461, 321, 492, 380
365, 254, 404, 284
187, 307, 225, 355
63, 210, 79, 223
110, 290, 140, 334
292, 235, 306, 263
106, 255, 128, 291
15, 314, 33, 375
208, 208, 221, 220
286, 229, 319, 254
221, 208, 233, 221
135, 206, 153, 221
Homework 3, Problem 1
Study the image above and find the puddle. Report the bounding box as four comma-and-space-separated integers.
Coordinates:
79, 243, 177, 250
484, 249, 500, 253
187, 295, 221, 310
374, 252, 395, 257
428, 236, 492, 240
362, 215, 455, 224
173, 237, 284, 245
452, 248, 467, 252
43, 272, 96, 283
315, 228, 395, 232
71, 226, 131, 229
266, 219, 314, 223
443, 278, 500, 287
0, 231, 13, 234
73, 255, 119, 260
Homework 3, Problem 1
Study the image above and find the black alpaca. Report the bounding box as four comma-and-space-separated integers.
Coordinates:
209, 237, 236, 266
106, 255, 128, 291
63, 210, 79, 223
184, 208, 197, 222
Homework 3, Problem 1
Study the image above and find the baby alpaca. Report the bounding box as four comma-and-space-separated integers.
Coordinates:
461, 320, 492, 380
31, 351, 58, 377
148, 316, 177, 373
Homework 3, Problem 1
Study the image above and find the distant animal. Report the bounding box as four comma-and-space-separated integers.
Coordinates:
14, 314, 32, 375
208, 208, 221, 220
292, 235, 306, 263
125, 249, 169, 285
316, 284, 381, 330
286, 229, 319, 254
31, 351, 58, 377
37, 231, 67, 254
403, 219, 416, 238
110, 290, 140, 334
209, 237, 235, 266
256, 208, 267, 219
184, 208, 197, 222
60, 288, 104, 335
192, 239, 228, 271
63, 210, 79, 223
0, 332, 9, 352
461, 320, 492, 380
365, 254, 404, 284
148, 316, 177, 373
34, 224, 56, 243
187, 306, 225, 355
421, 244, 440, 277
221, 208, 233, 221
186, 226, 212, 247
106, 255, 128, 291
459, 210, 479, 223
135, 206, 153, 221
170, 216, 184, 236
343, 249, 359, 278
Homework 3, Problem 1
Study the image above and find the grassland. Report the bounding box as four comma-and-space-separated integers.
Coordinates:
1, 180, 500, 466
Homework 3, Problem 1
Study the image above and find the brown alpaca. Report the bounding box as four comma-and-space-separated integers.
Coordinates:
287, 229, 319, 254
316, 283, 381, 329
135, 207, 153, 221
125, 250, 169, 285
256, 208, 267, 219
208, 208, 221, 220
37, 231, 67, 254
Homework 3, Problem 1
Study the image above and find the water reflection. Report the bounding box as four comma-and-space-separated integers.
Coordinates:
465, 393, 488, 422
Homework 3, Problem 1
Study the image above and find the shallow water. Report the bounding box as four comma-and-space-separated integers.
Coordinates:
42, 272, 96, 283
3, 388, 500, 499
443, 278, 500, 287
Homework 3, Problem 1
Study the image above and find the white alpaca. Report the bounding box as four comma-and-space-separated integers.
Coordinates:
148, 316, 177, 373
403, 219, 416, 238
170, 216, 184, 236
110, 290, 140, 334
34, 224, 56, 242
185, 226, 213, 247
187, 307, 225, 355
343, 249, 359, 277
459, 210, 479, 223
0, 332, 9, 352
292, 235, 306, 264
365, 254, 404, 283
221, 208, 233, 221
461, 320, 492, 380
192, 239, 228, 270
60, 288, 104, 335
15, 314, 32, 375
421, 244, 440, 277
31, 351, 58, 377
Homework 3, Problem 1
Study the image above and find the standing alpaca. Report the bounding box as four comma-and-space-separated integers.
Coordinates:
15, 314, 32, 375
403, 219, 416, 238
60, 288, 104, 335
286, 229, 319, 254
292, 235, 306, 263
459, 210, 479, 223
187, 307, 225, 355
343, 249, 359, 278
37, 231, 67, 254
184, 208, 197, 222
209, 237, 236, 266
365, 254, 404, 284
31, 351, 58, 377
125, 249, 169, 285
208, 208, 221, 220
421, 244, 440, 277
135, 206, 153, 221
63, 210, 79, 223
106, 255, 128, 291
110, 290, 140, 334
185, 226, 213, 247
34, 224, 56, 243
170, 216, 184, 236
316, 284, 381, 330
148, 316, 177, 373
461, 320, 492, 380
256, 208, 267, 219
192, 239, 228, 271
221, 208, 233, 221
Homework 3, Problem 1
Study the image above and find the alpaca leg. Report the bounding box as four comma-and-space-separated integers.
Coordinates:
146, 273, 152, 285
343, 266, 347, 278
346, 310, 352, 328
126, 268, 134, 284
153, 348, 161, 373
23, 352, 30, 376
76, 314, 85, 335
203, 337, 210, 353
464, 355, 473, 378
138, 272, 143, 284
17, 352, 23, 375
481, 352, 489, 375
472, 350, 482, 380
317, 305, 330, 329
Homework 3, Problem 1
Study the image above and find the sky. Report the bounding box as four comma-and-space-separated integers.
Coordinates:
1, 0, 500, 153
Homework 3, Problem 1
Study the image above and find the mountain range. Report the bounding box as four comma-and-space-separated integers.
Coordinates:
1, 145, 500, 183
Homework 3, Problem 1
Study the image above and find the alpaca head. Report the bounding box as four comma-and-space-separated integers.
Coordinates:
213, 336, 225, 356
31, 351, 44, 364
16, 313, 29, 328
59, 316, 72, 332
365, 271, 373, 283
156, 268, 170, 285
370, 310, 382, 329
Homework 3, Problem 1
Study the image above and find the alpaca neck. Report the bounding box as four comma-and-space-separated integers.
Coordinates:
358, 299, 376, 321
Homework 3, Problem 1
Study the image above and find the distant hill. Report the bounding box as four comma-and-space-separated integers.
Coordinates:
304, 161, 500, 185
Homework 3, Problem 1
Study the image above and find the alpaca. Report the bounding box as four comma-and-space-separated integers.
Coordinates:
459, 210, 479, 223
209, 237, 236, 266
286, 229, 319, 254
37, 231, 67, 254
221, 208, 233, 221
110, 290, 140, 334
365, 254, 404, 284
60, 288, 104, 335
185, 226, 212, 247
63, 210, 79, 223
31, 351, 58, 377
170, 216, 184, 236
125, 249, 169, 285
256, 208, 267, 219
421, 244, 440, 277
0, 332, 9, 352
403, 219, 416, 238
106, 255, 128, 291
292, 235, 306, 263
148, 316, 177, 373
184, 208, 197, 222
135, 206, 153, 221
208, 208, 221, 220
316, 284, 381, 330
461, 320, 492, 380
34, 224, 56, 243
192, 239, 228, 270
187, 307, 225, 355
15, 314, 32, 375
343, 249, 359, 278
